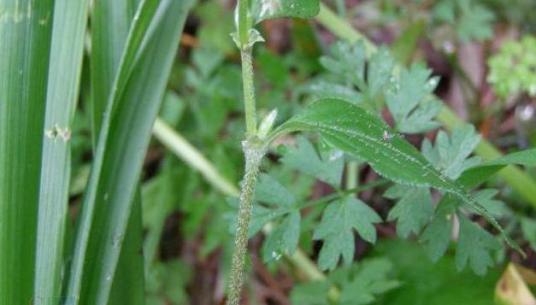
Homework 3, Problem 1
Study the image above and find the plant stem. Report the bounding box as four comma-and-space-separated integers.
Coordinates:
315, 1, 536, 209
241, 48, 258, 136
152, 118, 240, 197
227, 142, 264, 305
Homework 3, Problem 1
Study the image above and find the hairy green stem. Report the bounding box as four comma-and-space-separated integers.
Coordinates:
241, 48, 258, 136
227, 142, 264, 305
315, 2, 536, 209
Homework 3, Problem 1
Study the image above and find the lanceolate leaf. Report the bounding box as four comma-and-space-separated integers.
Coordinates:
0, 1, 54, 304
457, 148, 536, 187
34, 0, 90, 303
251, 0, 320, 23
273, 99, 519, 252
66, 1, 194, 304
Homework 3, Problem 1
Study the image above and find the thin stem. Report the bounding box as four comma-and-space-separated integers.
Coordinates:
237, 0, 250, 45
227, 143, 264, 305
241, 48, 258, 136
152, 118, 240, 197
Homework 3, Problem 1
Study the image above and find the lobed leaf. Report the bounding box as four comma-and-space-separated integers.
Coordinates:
313, 196, 382, 271
385, 185, 434, 238
281, 136, 344, 187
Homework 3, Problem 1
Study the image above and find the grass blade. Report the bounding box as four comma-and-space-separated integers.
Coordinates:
65, 0, 194, 303
33, 1, 89, 304
90, 0, 138, 141
0, 1, 54, 304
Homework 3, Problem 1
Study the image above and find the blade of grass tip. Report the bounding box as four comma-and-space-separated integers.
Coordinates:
0, 1, 54, 304
66, 1, 195, 304
67, 0, 163, 300
34, 0, 90, 304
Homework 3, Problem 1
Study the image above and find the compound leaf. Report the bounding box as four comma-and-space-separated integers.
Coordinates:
314, 196, 381, 271
385, 185, 434, 238
281, 136, 344, 187
422, 125, 481, 180
386, 64, 441, 134
456, 215, 501, 276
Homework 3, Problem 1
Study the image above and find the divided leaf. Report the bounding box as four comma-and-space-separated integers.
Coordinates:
281, 136, 344, 187
315, 42, 394, 111
385, 185, 434, 238
434, 0, 495, 42
313, 196, 382, 271
456, 215, 501, 276
330, 258, 401, 305
420, 195, 457, 262
422, 125, 481, 179
386, 64, 442, 133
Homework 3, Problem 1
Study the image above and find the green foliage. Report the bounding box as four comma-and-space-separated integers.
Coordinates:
291, 258, 400, 305
488, 36, 536, 98
251, 0, 320, 23
312, 42, 394, 111
314, 196, 382, 271
521, 217, 536, 252
434, 0, 495, 42
386, 64, 442, 134
455, 216, 501, 276
457, 147, 536, 187
374, 239, 502, 305
280, 136, 344, 186
422, 125, 481, 180
146, 260, 191, 305
385, 185, 433, 238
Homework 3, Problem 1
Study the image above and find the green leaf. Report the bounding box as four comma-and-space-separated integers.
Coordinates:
281, 136, 344, 187
314, 196, 382, 271
272, 99, 519, 253
374, 239, 502, 305
318, 42, 394, 111
473, 189, 508, 218
455, 215, 501, 276
251, 0, 320, 23
521, 218, 536, 252
0, 1, 54, 303
256, 173, 296, 207
66, 1, 194, 304
33, 0, 90, 303
290, 281, 330, 305
434, 0, 495, 42
422, 125, 481, 180
333, 258, 401, 305
385, 185, 433, 238
419, 195, 456, 262
457, 148, 536, 187
262, 211, 301, 262
90, 0, 138, 144
386, 64, 441, 134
